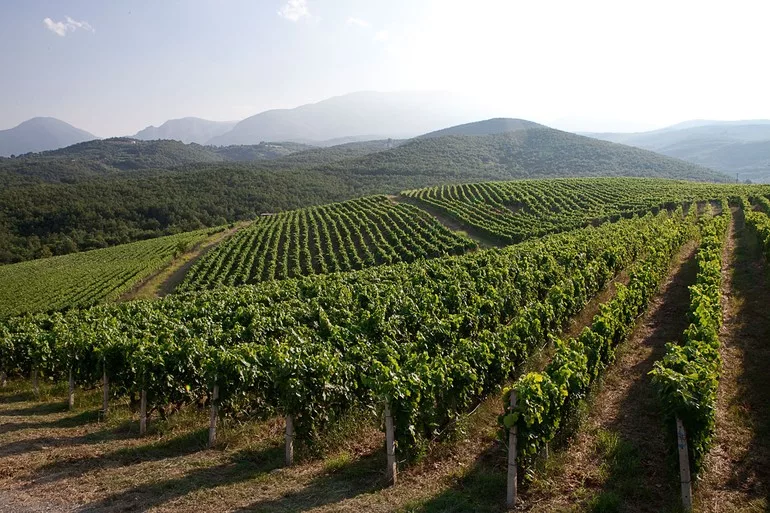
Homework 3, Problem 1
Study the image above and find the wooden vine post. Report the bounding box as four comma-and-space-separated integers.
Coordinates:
506, 390, 518, 510
1, 370, 7, 387
32, 367, 39, 397
285, 414, 294, 466
384, 402, 397, 485
208, 385, 219, 447
68, 368, 75, 409
676, 417, 693, 511
101, 365, 109, 417
139, 389, 148, 436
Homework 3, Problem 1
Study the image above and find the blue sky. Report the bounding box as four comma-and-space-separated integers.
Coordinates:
1, 0, 769, 136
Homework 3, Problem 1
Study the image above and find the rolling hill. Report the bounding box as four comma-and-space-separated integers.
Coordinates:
0, 120, 729, 264
333, 125, 730, 183
585, 121, 770, 182
0, 117, 97, 157
0, 139, 315, 184
133, 117, 238, 144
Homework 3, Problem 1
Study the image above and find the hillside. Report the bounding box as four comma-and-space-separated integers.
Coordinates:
0, 227, 214, 317
0, 124, 729, 264
585, 121, 770, 181
0, 139, 315, 184
207, 91, 485, 145
334, 128, 730, 182
418, 118, 545, 138
133, 117, 238, 144
0, 117, 97, 157
43, 138, 226, 170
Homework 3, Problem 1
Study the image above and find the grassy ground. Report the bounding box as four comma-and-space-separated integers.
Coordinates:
695, 208, 770, 512
515, 241, 698, 513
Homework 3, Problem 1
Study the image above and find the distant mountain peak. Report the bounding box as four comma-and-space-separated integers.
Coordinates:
133, 117, 238, 145
207, 91, 489, 146
0, 117, 97, 157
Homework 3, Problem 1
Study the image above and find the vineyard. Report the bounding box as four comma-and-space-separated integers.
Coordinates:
178, 195, 475, 292
0, 227, 216, 318
402, 178, 753, 244
2, 179, 770, 511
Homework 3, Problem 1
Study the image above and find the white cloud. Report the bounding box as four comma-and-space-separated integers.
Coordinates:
43, 16, 94, 37
374, 30, 389, 42
346, 17, 370, 29
278, 0, 310, 22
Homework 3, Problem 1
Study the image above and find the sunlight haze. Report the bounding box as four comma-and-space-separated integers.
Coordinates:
1, 0, 769, 135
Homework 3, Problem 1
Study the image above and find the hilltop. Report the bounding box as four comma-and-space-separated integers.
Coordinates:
418, 118, 545, 138
333, 126, 730, 182
0, 117, 97, 157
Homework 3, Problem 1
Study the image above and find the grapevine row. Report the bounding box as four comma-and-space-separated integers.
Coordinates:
501, 204, 697, 466
403, 178, 756, 244
0, 210, 687, 457
651, 200, 731, 474
0, 228, 215, 318
178, 195, 475, 292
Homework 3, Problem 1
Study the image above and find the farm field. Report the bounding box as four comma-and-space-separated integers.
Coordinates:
178, 195, 475, 292
0, 227, 220, 318
1, 179, 770, 512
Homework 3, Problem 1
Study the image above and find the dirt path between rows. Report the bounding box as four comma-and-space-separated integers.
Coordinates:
388, 194, 503, 249
696, 207, 770, 512
521, 240, 699, 512
120, 222, 249, 300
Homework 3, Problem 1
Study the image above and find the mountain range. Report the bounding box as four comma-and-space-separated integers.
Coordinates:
206, 91, 488, 146
585, 121, 770, 181
133, 117, 237, 144
3, 93, 769, 181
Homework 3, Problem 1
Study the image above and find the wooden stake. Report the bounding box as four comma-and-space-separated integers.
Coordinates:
285, 414, 294, 466
32, 367, 39, 397
139, 389, 147, 436
208, 385, 219, 448
384, 402, 397, 485
1, 370, 7, 387
676, 417, 693, 512
506, 390, 518, 509
68, 369, 75, 409
102, 367, 109, 416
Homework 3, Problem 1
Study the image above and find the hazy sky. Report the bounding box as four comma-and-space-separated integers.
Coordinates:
1, 0, 769, 137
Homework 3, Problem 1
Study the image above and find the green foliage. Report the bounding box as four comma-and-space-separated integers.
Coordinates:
404, 179, 753, 245
502, 208, 695, 468
650, 200, 730, 475
0, 209, 681, 457
0, 125, 746, 264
